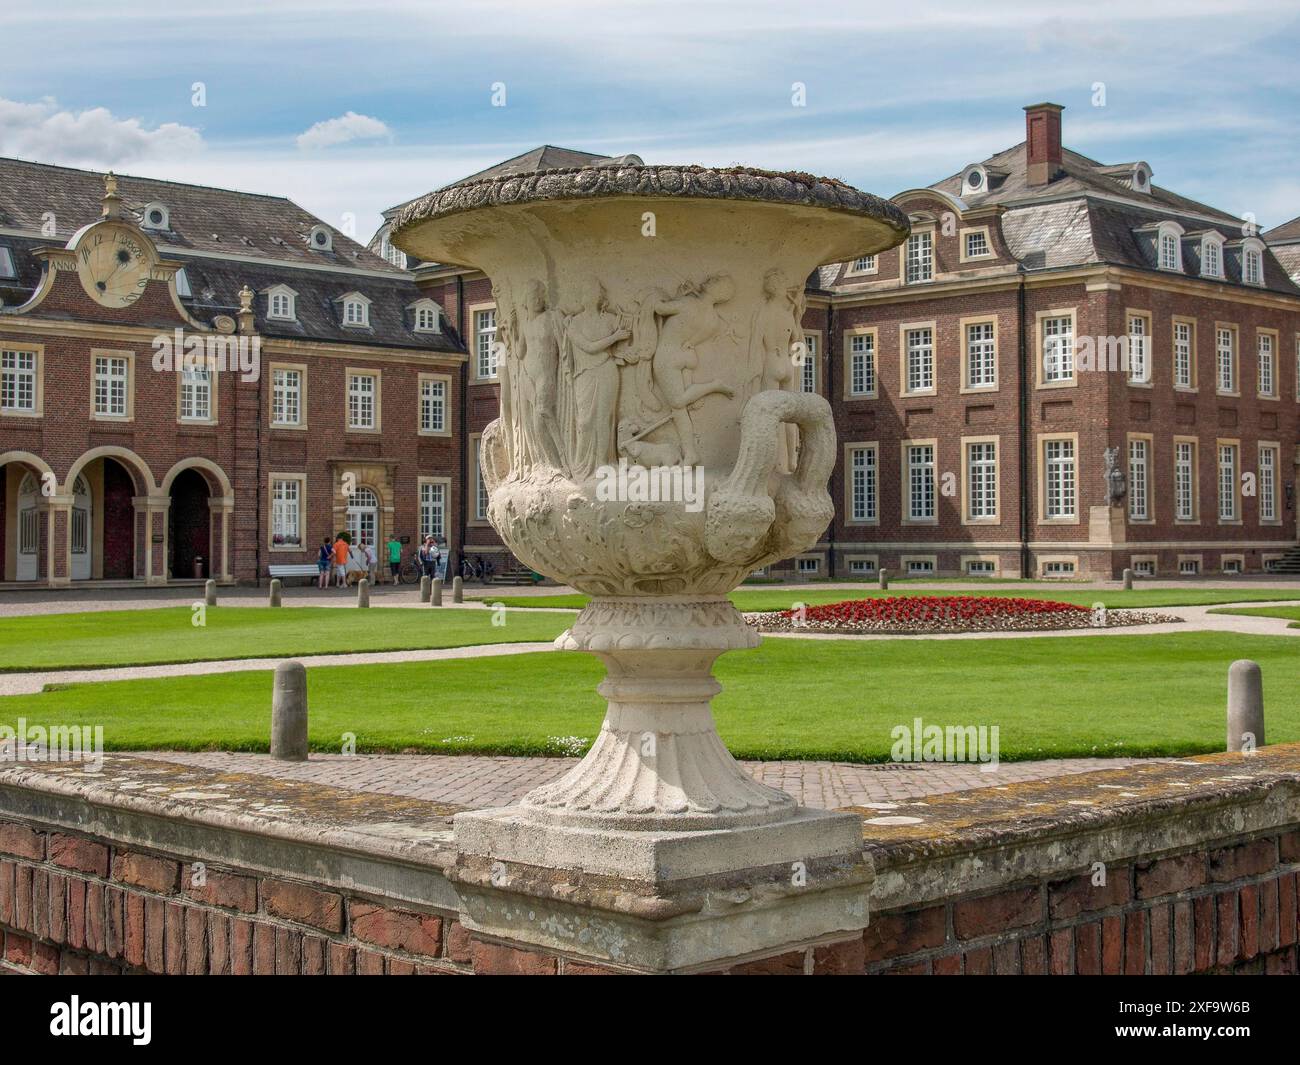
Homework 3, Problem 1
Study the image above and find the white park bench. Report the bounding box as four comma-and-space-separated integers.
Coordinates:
267, 563, 319, 585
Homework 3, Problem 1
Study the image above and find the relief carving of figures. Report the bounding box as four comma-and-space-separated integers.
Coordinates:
1103, 446, 1127, 505
618, 275, 735, 468
749, 269, 804, 473
512, 281, 566, 471
559, 277, 631, 480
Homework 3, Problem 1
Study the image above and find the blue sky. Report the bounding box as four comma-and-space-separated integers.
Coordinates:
2, 0, 1298, 242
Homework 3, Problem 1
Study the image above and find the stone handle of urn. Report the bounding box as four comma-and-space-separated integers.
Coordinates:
705, 390, 836, 564
479, 418, 510, 497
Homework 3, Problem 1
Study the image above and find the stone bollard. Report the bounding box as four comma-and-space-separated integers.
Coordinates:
204, 579, 217, 607
1227, 660, 1264, 754
269, 579, 282, 608
357, 578, 370, 608
271, 661, 308, 761
878, 568, 889, 590
420, 575, 431, 603
432, 578, 443, 607
452, 576, 463, 603
1122, 567, 1133, 591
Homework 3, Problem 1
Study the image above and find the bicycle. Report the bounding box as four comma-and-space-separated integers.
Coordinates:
398, 550, 422, 585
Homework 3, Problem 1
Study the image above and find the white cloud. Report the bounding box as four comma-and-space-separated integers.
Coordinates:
296, 111, 392, 150
0, 96, 202, 165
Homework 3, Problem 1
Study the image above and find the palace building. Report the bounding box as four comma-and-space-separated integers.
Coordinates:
3, 100, 1298, 586
379, 104, 1300, 582
0, 159, 463, 585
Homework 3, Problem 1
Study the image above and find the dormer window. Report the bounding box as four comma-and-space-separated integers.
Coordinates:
0, 246, 14, 279
962, 165, 986, 196
141, 203, 170, 230
308, 225, 333, 252
1201, 234, 1224, 278
175, 268, 192, 298
340, 292, 371, 327
264, 284, 298, 321
1242, 239, 1265, 286
1132, 163, 1152, 194
1156, 222, 1184, 272
846, 255, 877, 276
409, 299, 442, 332
380, 232, 407, 269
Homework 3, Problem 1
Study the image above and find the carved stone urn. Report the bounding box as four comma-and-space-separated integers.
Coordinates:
395, 165, 907, 950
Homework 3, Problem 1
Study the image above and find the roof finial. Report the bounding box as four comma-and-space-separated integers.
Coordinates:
238, 283, 254, 313
101, 171, 125, 220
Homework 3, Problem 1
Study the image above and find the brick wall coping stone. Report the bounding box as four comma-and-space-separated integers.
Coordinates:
859, 745, 1300, 912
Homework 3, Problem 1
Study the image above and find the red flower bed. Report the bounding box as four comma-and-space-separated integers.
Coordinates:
781, 596, 1090, 625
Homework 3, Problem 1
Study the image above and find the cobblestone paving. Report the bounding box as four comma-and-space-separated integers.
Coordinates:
134, 750, 1157, 810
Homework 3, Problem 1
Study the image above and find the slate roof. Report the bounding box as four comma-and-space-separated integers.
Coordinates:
0, 157, 461, 351
1264, 216, 1300, 244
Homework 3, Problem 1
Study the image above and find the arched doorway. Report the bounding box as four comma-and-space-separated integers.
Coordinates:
101, 458, 136, 579
346, 487, 379, 548
169, 468, 211, 579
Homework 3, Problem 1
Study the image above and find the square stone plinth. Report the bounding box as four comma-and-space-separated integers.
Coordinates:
449, 806, 873, 972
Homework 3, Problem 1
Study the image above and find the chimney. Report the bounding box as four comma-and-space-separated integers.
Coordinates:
1023, 102, 1064, 187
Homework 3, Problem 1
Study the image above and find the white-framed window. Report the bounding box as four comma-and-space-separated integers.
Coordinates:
1202, 236, 1222, 278
1259, 445, 1278, 522
175, 268, 191, 298
1222, 557, 1242, 575
1216, 326, 1236, 393
179, 361, 212, 422
1173, 321, 1193, 389
1128, 438, 1149, 520
800, 334, 818, 393
1044, 439, 1076, 519
472, 436, 489, 520
267, 288, 296, 320
1, 349, 37, 413
1043, 560, 1076, 577
0, 247, 14, 278
343, 296, 369, 327
271, 478, 302, 547
848, 445, 877, 522
1042, 315, 1074, 382
906, 558, 935, 576
93, 355, 129, 418
848, 333, 875, 396
380, 233, 407, 269
848, 558, 876, 575
1218, 443, 1238, 521
966, 441, 997, 520
967, 560, 995, 576
1133, 559, 1156, 577
414, 304, 440, 332
905, 327, 934, 393
475, 308, 498, 378
965, 321, 996, 389
1243, 245, 1263, 286
1128, 314, 1150, 384
420, 481, 446, 541
906, 443, 935, 521
1174, 440, 1196, 521
309, 225, 333, 252
271, 367, 303, 427
1179, 558, 1200, 576
904, 231, 933, 284
1257, 333, 1276, 396
964, 230, 990, 259
420, 377, 447, 434
1159, 231, 1181, 272
848, 255, 876, 274
796, 556, 820, 575
347, 372, 377, 430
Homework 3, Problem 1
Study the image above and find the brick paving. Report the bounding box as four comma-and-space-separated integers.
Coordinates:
134, 750, 1157, 810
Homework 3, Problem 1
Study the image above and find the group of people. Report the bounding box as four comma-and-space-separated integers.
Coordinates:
315, 533, 445, 589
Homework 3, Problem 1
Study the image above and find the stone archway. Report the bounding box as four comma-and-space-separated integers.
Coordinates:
168, 468, 211, 579
0, 452, 56, 583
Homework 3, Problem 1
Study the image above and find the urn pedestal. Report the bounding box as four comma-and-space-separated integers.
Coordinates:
395, 163, 908, 970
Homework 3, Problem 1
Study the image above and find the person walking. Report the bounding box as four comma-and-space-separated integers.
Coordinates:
332, 534, 349, 588
317, 537, 332, 590
386, 533, 402, 584
419, 536, 437, 581
364, 537, 378, 585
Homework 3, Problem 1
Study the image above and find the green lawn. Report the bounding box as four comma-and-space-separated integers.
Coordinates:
482, 588, 1300, 612
0, 607, 571, 671
6, 632, 1296, 761
1209, 605, 1300, 627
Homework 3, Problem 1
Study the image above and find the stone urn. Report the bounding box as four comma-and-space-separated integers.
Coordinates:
395, 164, 907, 962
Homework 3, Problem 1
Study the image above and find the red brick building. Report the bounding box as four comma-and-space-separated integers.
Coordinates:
378, 108, 1300, 581
0, 159, 464, 586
